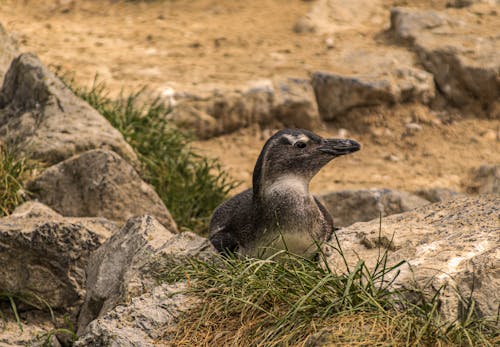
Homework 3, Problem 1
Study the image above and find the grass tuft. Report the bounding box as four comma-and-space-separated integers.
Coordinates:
57, 73, 238, 233
153, 243, 499, 346
0, 143, 30, 217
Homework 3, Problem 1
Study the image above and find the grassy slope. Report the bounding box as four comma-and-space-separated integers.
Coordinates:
154, 242, 499, 346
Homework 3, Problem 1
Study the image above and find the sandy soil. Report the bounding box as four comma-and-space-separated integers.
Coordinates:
1, 0, 498, 196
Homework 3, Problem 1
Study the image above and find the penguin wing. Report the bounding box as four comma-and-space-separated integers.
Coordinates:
314, 196, 335, 241
209, 188, 254, 253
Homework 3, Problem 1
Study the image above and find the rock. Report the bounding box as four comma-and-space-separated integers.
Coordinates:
319, 189, 430, 228
28, 149, 177, 231
413, 188, 463, 203
463, 164, 500, 194
0, 53, 137, 165
11, 200, 62, 219
327, 195, 499, 321
0, 202, 118, 317
273, 77, 321, 129
447, 0, 500, 8
293, 0, 386, 34
0, 22, 18, 83
77, 215, 214, 333
390, 7, 500, 117
168, 78, 320, 138
75, 283, 197, 347
312, 49, 435, 120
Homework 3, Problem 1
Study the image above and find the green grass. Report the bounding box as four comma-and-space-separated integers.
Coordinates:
0, 143, 30, 217
153, 241, 499, 346
0, 291, 54, 332
59, 74, 238, 233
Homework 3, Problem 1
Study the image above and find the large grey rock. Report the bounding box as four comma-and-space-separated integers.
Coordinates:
312, 49, 435, 120
168, 78, 320, 138
28, 149, 177, 231
319, 188, 430, 228
413, 187, 463, 203
0, 202, 118, 317
390, 6, 500, 117
327, 195, 500, 321
75, 283, 196, 347
0, 22, 18, 83
0, 53, 137, 165
77, 215, 214, 334
463, 164, 500, 194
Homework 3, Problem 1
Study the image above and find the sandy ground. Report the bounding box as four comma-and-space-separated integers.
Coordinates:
1, 0, 498, 196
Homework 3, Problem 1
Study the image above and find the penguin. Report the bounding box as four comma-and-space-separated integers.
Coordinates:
209, 128, 360, 258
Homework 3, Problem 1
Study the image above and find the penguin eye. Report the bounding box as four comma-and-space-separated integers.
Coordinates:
295, 141, 307, 149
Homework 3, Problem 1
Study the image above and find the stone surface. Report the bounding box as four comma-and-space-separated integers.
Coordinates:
319, 188, 430, 228
327, 195, 500, 321
77, 215, 214, 334
0, 53, 136, 165
28, 149, 177, 231
294, 0, 385, 34
75, 283, 196, 347
413, 187, 463, 203
0, 22, 18, 83
463, 164, 500, 194
390, 6, 500, 117
312, 49, 435, 120
168, 78, 320, 138
0, 202, 118, 316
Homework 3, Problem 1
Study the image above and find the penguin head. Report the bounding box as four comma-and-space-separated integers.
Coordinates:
253, 129, 360, 196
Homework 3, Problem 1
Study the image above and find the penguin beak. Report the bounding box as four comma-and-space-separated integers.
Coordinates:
318, 138, 361, 156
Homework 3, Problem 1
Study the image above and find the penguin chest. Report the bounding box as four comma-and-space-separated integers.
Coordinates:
246, 193, 326, 258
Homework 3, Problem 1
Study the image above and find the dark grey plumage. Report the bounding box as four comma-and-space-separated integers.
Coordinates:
209, 128, 360, 258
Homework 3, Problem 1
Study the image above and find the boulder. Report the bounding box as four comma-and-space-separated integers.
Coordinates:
77, 215, 214, 333
28, 149, 177, 231
293, 0, 386, 34
447, 0, 500, 8
312, 48, 435, 120
463, 164, 500, 194
319, 188, 430, 228
413, 187, 463, 203
327, 195, 499, 321
0, 22, 18, 83
0, 202, 118, 317
168, 78, 320, 138
0, 53, 137, 165
390, 6, 500, 117
75, 283, 196, 347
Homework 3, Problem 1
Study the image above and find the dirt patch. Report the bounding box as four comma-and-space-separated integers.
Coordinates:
1, 0, 498, 196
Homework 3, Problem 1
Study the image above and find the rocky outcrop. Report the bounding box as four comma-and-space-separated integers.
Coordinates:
168, 78, 320, 138
0, 53, 137, 165
462, 164, 500, 194
390, 6, 500, 118
413, 187, 463, 203
319, 188, 430, 228
327, 195, 499, 321
0, 23, 18, 83
0, 202, 118, 317
293, 0, 386, 34
75, 283, 196, 347
312, 62, 435, 120
77, 215, 214, 333
28, 149, 177, 231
